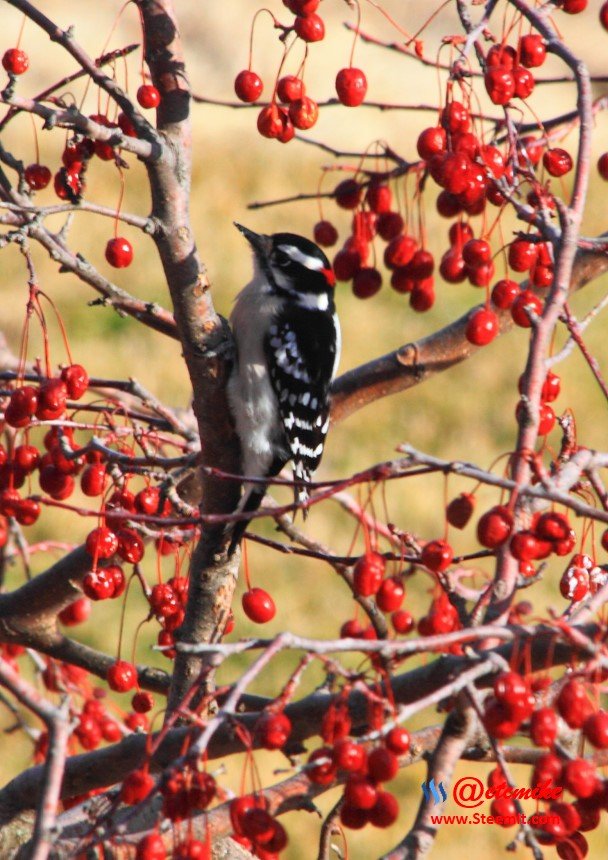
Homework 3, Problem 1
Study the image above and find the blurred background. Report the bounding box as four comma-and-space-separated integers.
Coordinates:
1, 0, 608, 856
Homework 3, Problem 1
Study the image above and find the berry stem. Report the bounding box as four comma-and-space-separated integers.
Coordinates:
34, 287, 74, 366
114, 167, 126, 240
248, 9, 279, 71
348, 0, 362, 69
15, 12, 26, 49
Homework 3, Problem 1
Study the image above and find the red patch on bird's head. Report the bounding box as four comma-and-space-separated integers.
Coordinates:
322, 267, 336, 287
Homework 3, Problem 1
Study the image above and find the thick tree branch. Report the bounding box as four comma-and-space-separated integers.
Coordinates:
330, 246, 608, 424
0, 620, 599, 827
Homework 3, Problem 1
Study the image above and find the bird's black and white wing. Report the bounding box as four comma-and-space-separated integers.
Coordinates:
264, 307, 340, 508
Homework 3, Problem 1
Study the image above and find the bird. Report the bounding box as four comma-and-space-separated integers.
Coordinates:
226, 223, 341, 555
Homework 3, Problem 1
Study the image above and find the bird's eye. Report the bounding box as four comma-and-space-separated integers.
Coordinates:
274, 250, 292, 268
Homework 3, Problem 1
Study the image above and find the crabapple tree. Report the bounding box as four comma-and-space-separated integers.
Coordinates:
1, 0, 608, 859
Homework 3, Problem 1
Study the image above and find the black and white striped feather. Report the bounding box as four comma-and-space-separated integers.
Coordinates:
265, 308, 339, 510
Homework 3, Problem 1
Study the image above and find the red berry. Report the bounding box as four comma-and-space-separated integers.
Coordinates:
390, 609, 413, 634
58, 597, 91, 626
490, 279, 519, 309
332, 738, 366, 772
288, 96, 318, 130
420, 539, 453, 572
446, 493, 475, 529
544, 148, 573, 177
441, 100, 471, 133
277, 75, 304, 103
340, 803, 369, 829
256, 711, 292, 750
294, 13, 325, 42
352, 267, 382, 299
477, 505, 513, 548
535, 511, 570, 541
5, 386, 38, 428
376, 577, 405, 612
368, 746, 398, 783
417, 126, 446, 160
107, 660, 137, 692
376, 211, 404, 240
519, 34, 546, 68
39, 466, 74, 500
465, 307, 499, 346
368, 790, 399, 828
446, 492, 475, 529
561, 0, 587, 13
105, 237, 133, 268
335, 67, 367, 107
121, 768, 154, 804
511, 289, 543, 327
482, 698, 520, 739
334, 179, 362, 210
307, 746, 337, 785
80, 460, 106, 497
344, 775, 378, 809
255, 104, 281, 139
35, 378, 68, 421
53, 166, 83, 201
383, 234, 416, 269
557, 679, 593, 729
493, 671, 533, 721
530, 707, 558, 747
352, 550, 385, 597
385, 726, 410, 754
598, 153, 608, 180
365, 182, 392, 214
487, 45, 517, 70
508, 238, 538, 272
462, 238, 491, 266
538, 402, 556, 435
117, 528, 145, 563
82, 568, 115, 601
132, 691, 154, 713
60, 363, 89, 399
513, 65, 535, 99
484, 66, 515, 105
478, 144, 505, 179
24, 163, 51, 190
410, 278, 435, 312
242, 588, 276, 623
583, 710, 608, 749
13, 444, 40, 473
313, 220, 338, 247
89, 113, 117, 161
2, 48, 29, 75
86, 526, 119, 559
284, 0, 320, 12
137, 84, 161, 109
562, 758, 597, 799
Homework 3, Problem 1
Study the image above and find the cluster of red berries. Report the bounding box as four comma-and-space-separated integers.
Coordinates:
38, 661, 150, 754
297, 10, 608, 320
150, 575, 191, 658
305, 698, 408, 831
135, 833, 210, 860
349, 550, 413, 635
1, 368, 87, 520
481, 670, 608, 854
234, 0, 367, 144
230, 793, 288, 856
559, 552, 608, 603
476, 507, 577, 572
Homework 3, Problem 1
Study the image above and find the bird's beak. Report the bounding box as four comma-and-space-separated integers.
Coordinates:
234, 222, 272, 258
